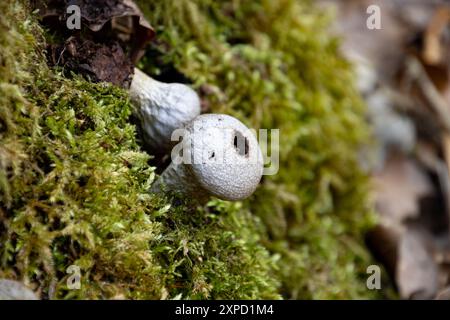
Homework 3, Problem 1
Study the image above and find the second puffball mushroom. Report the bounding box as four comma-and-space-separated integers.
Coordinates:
129, 68, 201, 152
151, 114, 264, 202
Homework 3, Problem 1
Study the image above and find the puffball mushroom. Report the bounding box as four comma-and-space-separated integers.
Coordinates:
129, 68, 201, 152
151, 114, 264, 202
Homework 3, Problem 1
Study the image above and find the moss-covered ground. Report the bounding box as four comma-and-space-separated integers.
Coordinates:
1, 0, 379, 299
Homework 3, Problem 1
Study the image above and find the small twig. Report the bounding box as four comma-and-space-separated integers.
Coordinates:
405, 56, 450, 132
55, 46, 66, 66
424, 7, 450, 65
405, 56, 450, 236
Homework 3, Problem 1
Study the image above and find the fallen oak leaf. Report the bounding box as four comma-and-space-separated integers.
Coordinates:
373, 152, 433, 224
397, 227, 439, 299
37, 0, 154, 64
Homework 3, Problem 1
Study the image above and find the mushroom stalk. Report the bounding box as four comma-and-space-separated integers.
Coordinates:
129, 68, 201, 152
151, 114, 264, 202
151, 160, 211, 203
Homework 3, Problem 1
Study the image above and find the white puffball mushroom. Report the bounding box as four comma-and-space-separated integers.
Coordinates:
151, 114, 264, 202
0, 279, 38, 300
129, 68, 201, 152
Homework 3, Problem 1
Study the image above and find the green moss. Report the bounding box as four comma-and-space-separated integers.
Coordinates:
136, 0, 378, 299
0, 1, 279, 299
